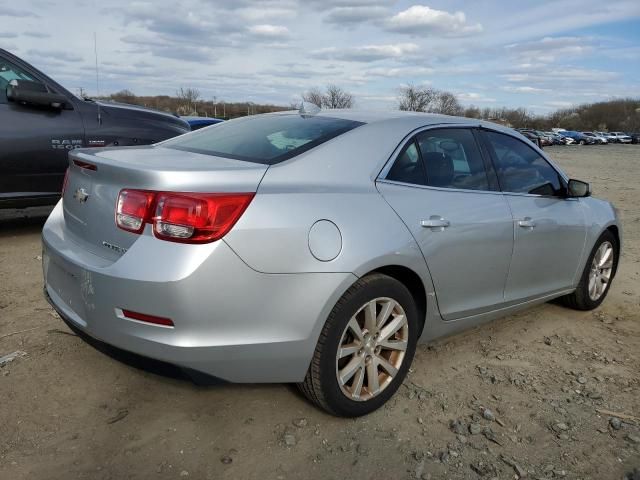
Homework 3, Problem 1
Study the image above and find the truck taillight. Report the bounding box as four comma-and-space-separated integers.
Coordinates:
61, 168, 69, 197
115, 189, 253, 243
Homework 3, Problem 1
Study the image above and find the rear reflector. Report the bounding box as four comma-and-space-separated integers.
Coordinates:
122, 309, 174, 327
115, 189, 254, 243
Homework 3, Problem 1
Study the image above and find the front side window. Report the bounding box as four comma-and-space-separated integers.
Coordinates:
0, 57, 36, 104
484, 131, 563, 196
162, 114, 364, 165
416, 128, 490, 191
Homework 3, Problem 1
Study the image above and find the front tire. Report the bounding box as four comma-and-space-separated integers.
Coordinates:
298, 274, 418, 417
560, 231, 618, 310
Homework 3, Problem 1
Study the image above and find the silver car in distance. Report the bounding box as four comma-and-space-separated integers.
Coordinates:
43, 110, 621, 416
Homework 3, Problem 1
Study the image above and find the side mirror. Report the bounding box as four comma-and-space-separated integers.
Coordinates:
6, 79, 69, 110
567, 179, 591, 198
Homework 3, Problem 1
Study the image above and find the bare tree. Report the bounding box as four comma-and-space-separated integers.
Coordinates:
302, 85, 354, 109
176, 87, 201, 114
432, 91, 463, 116
301, 88, 324, 108
397, 84, 438, 112
322, 84, 354, 109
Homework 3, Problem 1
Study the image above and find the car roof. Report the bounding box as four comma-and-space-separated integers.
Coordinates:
268, 109, 515, 133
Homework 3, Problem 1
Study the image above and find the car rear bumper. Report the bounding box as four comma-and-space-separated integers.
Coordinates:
42, 202, 356, 382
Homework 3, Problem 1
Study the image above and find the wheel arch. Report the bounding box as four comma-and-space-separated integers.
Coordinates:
606, 224, 621, 278
362, 264, 428, 337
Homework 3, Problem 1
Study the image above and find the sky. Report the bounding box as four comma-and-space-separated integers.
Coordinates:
1, 0, 639, 113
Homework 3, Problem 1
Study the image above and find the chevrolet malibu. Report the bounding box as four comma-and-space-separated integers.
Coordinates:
43, 110, 621, 416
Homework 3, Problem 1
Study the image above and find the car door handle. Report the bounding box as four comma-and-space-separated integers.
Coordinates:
518, 217, 536, 229
421, 216, 450, 230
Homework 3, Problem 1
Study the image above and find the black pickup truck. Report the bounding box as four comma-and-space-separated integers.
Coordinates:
0, 48, 190, 208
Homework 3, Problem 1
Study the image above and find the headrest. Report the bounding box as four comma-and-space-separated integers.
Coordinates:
423, 152, 453, 187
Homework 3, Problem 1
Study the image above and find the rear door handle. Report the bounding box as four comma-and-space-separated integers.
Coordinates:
421, 216, 450, 230
518, 217, 536, 229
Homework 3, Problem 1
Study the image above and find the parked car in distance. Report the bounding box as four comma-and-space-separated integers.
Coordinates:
543, 132, 564, 145
182, 116, 224, 131
0, 49, 190, 209
516, 129, 543, 147
43, 110, 621, 416
582, 132, 608, 144
549, 132, 573, 145
627, 132, 640, 144
562, 131, 596, 145
607, 132, 632, 144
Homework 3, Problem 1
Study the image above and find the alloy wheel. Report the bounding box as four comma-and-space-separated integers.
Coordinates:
588, 241, 614, 301
335, 297, 409, 401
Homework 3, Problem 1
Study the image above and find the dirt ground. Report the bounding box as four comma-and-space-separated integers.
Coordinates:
1, 145, 639, 480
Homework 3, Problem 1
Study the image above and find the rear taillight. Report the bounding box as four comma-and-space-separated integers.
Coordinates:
116, 189, 155, 234
115, 189, 253, 243
61, 168, 69, 197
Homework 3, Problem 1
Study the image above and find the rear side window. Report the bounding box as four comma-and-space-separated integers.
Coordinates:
484, 131, 563, 196
162, 114, 364, 164
416, 128, 490, 191
386, 142, 426, 185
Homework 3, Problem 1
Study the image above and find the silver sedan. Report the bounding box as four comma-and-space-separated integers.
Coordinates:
43, 109, 621, 416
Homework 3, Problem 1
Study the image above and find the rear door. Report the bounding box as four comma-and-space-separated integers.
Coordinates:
479, 129, 587, 301
0, 52, 84, 204
377, 127, 514, 320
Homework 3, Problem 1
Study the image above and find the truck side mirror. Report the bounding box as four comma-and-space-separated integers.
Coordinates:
567, 179, 591, 198
6, 79, 70, 110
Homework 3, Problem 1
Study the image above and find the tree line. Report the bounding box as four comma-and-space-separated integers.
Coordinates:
103, 84, 640, 132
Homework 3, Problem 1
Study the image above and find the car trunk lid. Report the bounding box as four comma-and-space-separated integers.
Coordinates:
63, 145, 268, 260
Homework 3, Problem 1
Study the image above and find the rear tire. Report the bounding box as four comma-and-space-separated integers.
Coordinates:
298, 274, 418, 417
560, 231, 618, 310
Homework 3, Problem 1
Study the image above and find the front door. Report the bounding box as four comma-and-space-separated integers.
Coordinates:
480, 129, 587, 301
377, 127, 514, 320
0, 53, 84, 203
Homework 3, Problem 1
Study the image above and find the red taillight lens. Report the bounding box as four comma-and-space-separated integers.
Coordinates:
153, 193, 254, 243
116, 189, 155, 234
61, 168, 70, 197
115, 189, 253, 243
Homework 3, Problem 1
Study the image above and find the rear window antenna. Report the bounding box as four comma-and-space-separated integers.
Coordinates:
94, 31, 102, 125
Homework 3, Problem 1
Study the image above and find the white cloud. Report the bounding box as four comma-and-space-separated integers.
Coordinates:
458, 92, 496, 103
385, 5, 482, 36
506, 36, 595, 63
312, 43, 419, 62
247, 24, 290, 39
324, 6, 388, 24
364, 66, 434, 77
502, 86, 550, 94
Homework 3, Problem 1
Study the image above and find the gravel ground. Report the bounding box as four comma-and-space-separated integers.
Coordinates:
1, 145, 639, 480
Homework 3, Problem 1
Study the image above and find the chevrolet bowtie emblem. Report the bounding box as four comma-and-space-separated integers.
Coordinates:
74, 188, 90, 203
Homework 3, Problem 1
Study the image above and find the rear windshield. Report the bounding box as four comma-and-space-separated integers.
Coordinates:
162, 114, 364, 164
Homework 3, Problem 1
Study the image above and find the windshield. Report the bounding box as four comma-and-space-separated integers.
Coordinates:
162, 114, 364, 164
